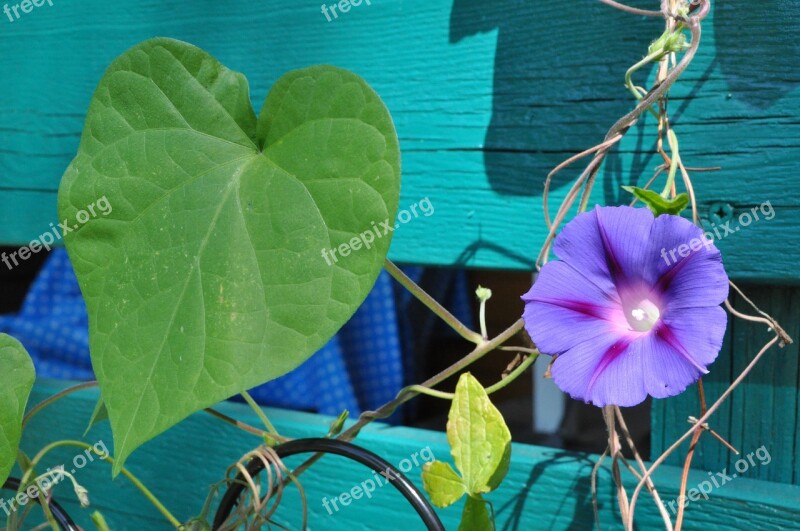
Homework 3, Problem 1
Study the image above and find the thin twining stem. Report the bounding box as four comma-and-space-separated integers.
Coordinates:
22, 380, 98, 428
543, 134, 623, 230
18, 440, 182, 529
677, 160, 700, 224
240, 390, 280, 436
674, 426, 702, 531
626, 334, 781, 530
591, 448, 609, 531
346, 319, 522, 434
614, 407, 673, 531
384, 259, 484, 344
537, 5, 708, 269
404, 351, 539, 400
537, 154, 605, 268
599, 0, 663, 17
286, 319, 525, 481
603, 406, 630, 524
204, 407, 288, 442
728, 281, 792, 345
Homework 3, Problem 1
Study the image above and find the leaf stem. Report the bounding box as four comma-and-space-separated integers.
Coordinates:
240, 390, 281, 437
286, 319, 524, 481
384, 259, 484, 344
402, 352, 539, 400
625, 52, 662, 119
22, 381, 98, 429
661, 129, 681, 198
16, 440, 182, 529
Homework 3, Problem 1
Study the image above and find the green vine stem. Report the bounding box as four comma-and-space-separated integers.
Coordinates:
538, 3, 707, 268
384, 259, 484, 344
404, 351, 539, 400
13, 440, 182, 529
624, 51, 662, 117
661, 129, 681, 198
283, 319, 525, 482
240, 390, 281, 439
204, 407, 283, 441
21, 381, 98, 429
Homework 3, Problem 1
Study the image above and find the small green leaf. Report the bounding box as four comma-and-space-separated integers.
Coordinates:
83, 398, 108, 437
59, 38, 400, 472
622, 186, 689, 216
0, 334, 35, 486
422, 460, 467, 508
459, 495, 493, 531
326, 410, 349, 438
448, 373, 511, 495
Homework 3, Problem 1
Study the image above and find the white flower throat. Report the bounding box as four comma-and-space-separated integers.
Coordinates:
629, 299, 661, 332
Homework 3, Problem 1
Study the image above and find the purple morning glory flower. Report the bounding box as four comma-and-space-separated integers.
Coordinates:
522, 206, 729, 407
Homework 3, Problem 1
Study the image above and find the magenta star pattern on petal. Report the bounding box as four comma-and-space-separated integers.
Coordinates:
522, 206, 729, 407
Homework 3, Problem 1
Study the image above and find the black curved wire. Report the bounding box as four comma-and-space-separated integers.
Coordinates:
2, 477, 79, 531
213, 437, 444, 531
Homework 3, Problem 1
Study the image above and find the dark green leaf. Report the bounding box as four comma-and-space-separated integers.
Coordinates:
622, 186, 689, 216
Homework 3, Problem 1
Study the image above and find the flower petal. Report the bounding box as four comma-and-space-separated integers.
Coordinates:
550, 333, 649, 407
648, 215, 729, 309
659, 305, 727, 368
522, 261, 625, 354
553, 206, 654, 293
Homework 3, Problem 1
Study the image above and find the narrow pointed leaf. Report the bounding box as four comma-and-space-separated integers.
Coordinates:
622, 186, 689, 216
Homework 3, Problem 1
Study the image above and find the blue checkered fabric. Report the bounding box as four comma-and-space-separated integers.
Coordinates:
0, 250, 472, 419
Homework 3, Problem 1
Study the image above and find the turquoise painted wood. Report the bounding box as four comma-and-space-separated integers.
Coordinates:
2, 1, 799, 527
16, 380, 800, 530
0, 1, 799, 279
652, 285, 800, 485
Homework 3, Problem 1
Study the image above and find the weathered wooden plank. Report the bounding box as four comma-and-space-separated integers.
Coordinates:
652, 285, 800, 485
0, 1, 798, 279
15, 380, 800, 530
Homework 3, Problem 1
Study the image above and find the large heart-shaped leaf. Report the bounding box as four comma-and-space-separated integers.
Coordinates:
0, 334, 35, 486
58, 38, 400, 471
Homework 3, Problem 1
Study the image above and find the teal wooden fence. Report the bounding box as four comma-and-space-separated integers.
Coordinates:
2, 0, 799, 528
17, 380, 800, 529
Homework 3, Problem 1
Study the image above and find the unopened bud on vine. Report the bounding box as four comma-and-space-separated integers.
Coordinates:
328, 410, 349, 437
648, 30, 690, 60
475, 286, 492, 302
